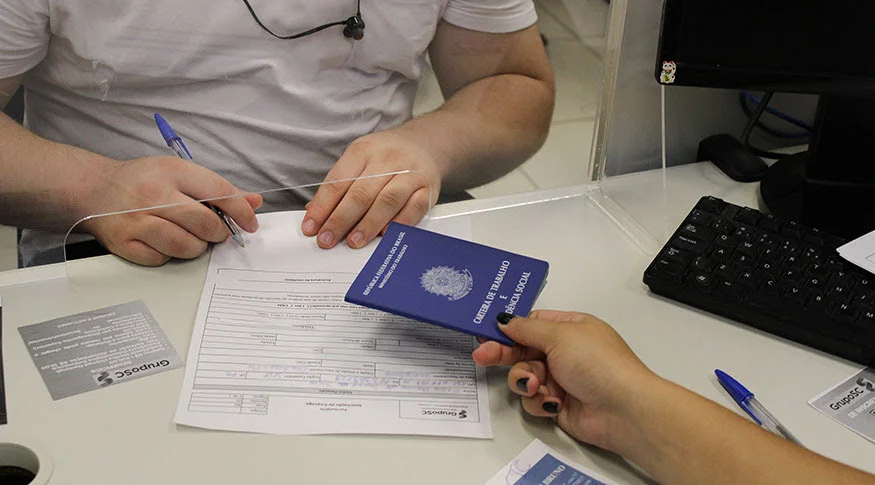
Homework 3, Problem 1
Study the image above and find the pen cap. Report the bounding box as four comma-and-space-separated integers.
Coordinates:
154, 113, 181, 146
715, 369, 753, 403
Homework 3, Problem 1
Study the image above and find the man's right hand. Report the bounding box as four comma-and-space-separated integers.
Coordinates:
80, 156, 262, 266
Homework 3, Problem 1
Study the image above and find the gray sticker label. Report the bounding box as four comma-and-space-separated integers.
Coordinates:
19, 300, 181, 400
810, 367, 875, 443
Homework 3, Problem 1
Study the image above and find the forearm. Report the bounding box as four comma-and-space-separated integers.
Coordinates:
610, 377, 874, 485
395, 71, 553, 193
0, 112, 117, 230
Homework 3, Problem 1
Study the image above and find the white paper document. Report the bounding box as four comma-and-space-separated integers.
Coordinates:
838, 230, 875, 276
174, 211, 491, 438
485, 439, 617, 485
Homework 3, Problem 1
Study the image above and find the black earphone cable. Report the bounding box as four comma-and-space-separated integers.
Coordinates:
241, 0, 362, 40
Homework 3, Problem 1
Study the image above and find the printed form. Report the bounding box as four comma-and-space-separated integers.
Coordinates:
174, 211, 491, 438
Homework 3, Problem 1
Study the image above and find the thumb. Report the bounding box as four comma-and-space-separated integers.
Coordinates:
496, 312, 562, 354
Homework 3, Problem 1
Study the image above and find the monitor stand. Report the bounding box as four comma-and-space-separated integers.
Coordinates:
759, 95, 875, 240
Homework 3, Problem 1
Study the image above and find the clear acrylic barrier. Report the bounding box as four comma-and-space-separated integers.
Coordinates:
584, 0, 674, 255
63, 171, 432, 280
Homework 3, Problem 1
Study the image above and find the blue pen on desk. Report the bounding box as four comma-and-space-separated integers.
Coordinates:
715, 369, 803, 446
154, 113, 245, 248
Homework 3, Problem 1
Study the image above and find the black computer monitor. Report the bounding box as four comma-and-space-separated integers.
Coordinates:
656, 1, 875, 239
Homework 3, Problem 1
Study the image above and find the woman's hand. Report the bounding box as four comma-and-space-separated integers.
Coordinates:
472, 310, 657, 452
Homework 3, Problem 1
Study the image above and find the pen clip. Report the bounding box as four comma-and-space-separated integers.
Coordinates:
736, 398, 763, 425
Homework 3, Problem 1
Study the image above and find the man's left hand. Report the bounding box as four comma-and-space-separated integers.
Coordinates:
301, 129, 442, 249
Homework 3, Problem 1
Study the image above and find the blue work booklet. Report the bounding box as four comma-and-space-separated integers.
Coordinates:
345, 223, 549, 346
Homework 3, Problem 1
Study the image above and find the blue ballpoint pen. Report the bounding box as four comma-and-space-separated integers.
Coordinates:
715, 369, 803, 446
153, 113, 245, 248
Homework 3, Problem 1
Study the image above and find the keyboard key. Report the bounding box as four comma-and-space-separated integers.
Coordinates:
760, 248, 782, 264
685, 272, 713, 293
688, 210, 712, 226
779, 279, 803, 293
761, 278, 780, 296
691, 256, 715, 272
714, 263, 735, 279
711, 219, 736, 235
714, 279, 744, 303
650, 259, 685, 283
828, 283, 851, 300
734, 225, 755, 240
681, 223, 713, 242
808, 263, 829, 277
755, 261, 779, 279
807, 292, 833, 314
781, 269, 803, 282
855, 310, 875, 338
835, 302, 856, 323
758, 213, 781, 233
736, 270, 757, 288
781, 220, 806, 239
674, 234, 707, 254
732, 254, 756, 270
804, 227, 825, 246
696, 196, 726, 214
710, 247, 732, 263
713, 234, 737, 252
663, 246, 692, 265
736, 241, 759, 258
853, 291, 875, 309
805, 276, 826, 290
734, 207, 761, 225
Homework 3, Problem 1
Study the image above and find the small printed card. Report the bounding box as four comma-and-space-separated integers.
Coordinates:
809, 367, 875, 444
485, 439, 617, 485
345, 222, 549, 346
19, 300, 182, 400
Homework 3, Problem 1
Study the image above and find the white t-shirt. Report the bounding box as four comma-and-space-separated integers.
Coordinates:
0, 0, 536, 266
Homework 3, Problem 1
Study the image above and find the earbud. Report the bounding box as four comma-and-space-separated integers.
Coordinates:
343, 14, 365, 40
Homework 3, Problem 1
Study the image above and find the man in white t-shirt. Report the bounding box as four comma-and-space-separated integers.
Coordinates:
0, 0, 554, 266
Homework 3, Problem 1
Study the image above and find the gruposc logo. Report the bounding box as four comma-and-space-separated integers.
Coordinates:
421, 408, 468, 419
93, 360, 170, 387
95, 371, 114, 387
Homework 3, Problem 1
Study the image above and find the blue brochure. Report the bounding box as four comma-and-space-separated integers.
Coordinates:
345, 223, 549, 346
516, 454, 606, 485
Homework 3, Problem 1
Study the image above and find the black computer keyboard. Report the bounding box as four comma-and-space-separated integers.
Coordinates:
644, 196, 875, 365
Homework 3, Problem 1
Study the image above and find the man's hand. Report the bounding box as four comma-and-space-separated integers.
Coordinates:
301, 129, 441, 249
80, 156, 262, 266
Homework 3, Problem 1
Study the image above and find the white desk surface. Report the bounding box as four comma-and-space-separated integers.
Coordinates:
1, 162, 874, 484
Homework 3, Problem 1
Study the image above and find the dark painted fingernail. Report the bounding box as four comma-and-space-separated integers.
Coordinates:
497, 312, 515, 325
542, 401, 559, 414
516, 377, 529, 393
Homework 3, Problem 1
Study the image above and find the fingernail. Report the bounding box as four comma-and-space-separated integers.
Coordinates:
302, 218, 317, 235
542, 401, 559, 414
350, 231, 364, 247
497, 312, 515, 325
318, 231, 334, 247
516, 377, 529, 393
